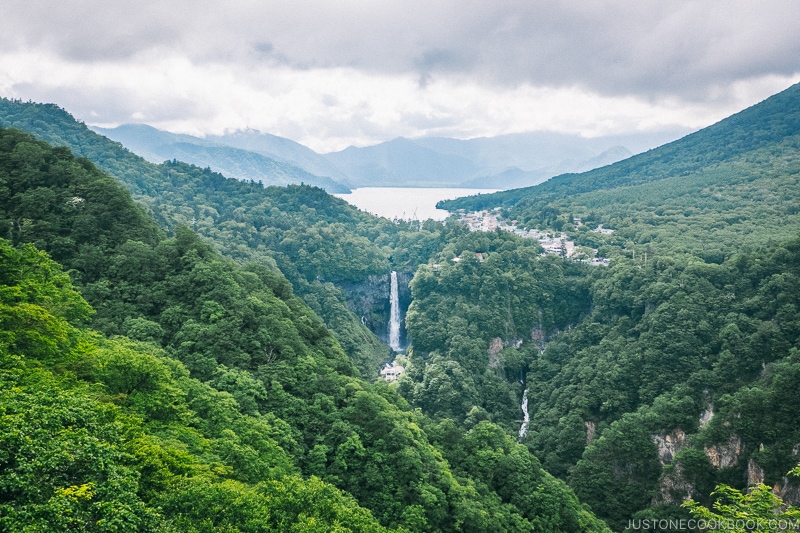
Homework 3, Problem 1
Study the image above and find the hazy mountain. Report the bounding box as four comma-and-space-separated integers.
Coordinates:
207, 129, 351, 183
93, 124, 350, 193
442, 81, 800, 212
459, 145, 633, 189
323, 137, 479, 187
326, 130, 684, 189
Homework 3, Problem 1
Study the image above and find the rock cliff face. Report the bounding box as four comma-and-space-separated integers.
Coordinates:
773, 476, 800, 506
339, 271, 412, 349
747, 458, 765, 486
705, 434, 743, 468
652, 429, 688, 465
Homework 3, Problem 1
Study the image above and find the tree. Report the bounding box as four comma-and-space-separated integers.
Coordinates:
682, 466, 800, 533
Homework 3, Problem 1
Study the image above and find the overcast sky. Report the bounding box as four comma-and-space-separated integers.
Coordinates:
2, 1, 800, 152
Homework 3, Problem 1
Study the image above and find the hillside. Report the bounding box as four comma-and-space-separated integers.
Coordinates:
0, 97, 395, 378
0, 125, 612, 533
408, 82, 800, 529
442, 82, 800, 213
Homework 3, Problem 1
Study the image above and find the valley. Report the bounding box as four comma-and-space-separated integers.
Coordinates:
1, 81, 800, 532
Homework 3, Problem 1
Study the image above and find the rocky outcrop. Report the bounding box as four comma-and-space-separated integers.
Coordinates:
747, 458, 765, 486
584, 421, 596, 444
653, 463, 699, 505
488, 337, 524, 368
652, 429, 687, 465
705, 434, 743, 468
488, 338, 504, 368
699, 405, 714, 428
773, 477, 800, 506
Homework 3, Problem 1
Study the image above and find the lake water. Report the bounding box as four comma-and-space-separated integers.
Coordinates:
334, 187, 500, 221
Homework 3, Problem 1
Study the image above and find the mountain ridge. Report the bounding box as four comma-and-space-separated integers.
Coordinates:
92, 123, 351, 193
441, 81, 800, 211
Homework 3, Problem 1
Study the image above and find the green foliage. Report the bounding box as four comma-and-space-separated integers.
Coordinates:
0, 123, 611, 531
401, 229, 590, 431
0, 239, 393, 532
683, 471, 800, 533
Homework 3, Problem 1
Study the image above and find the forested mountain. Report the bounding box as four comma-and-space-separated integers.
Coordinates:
93, 124, 351, 193
4, 80, 800, 532
0, 97, 396, 378
411, 82, 800, 528
0, 126, 611, 532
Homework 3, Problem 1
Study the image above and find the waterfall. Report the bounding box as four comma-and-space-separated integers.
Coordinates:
518, 389, 530, 440
389, 271, 401, 352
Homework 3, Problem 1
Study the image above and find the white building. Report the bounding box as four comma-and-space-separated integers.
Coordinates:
380, 362, 405, 382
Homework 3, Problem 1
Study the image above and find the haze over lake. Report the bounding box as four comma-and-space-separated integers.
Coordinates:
334, 187, 500, 221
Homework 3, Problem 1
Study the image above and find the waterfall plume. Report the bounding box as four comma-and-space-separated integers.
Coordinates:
389, 271, 401, 352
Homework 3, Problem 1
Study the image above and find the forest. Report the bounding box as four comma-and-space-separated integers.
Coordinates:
1, 82, 800, 532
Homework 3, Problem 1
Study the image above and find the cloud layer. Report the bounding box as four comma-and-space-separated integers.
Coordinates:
2, 1, 799, 151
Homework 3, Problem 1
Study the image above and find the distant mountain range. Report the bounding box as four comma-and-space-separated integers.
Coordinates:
92, 124, 351, 193
94, 123, 690, 191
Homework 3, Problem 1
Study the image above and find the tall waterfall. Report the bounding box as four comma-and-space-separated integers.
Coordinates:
389, 271, 401, 352
518, 389, 530, 440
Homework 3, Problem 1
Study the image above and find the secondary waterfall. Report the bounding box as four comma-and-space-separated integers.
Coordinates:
518, 389, 530, 440
389, 271, 401, 352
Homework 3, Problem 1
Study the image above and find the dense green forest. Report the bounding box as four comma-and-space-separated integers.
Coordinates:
0, 97, 447, 380
3, 81, 800, 532
424, 83, 800, 529
0, 126, 610, 531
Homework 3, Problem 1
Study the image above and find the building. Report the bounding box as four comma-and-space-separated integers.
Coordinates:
380, 362, 405, 382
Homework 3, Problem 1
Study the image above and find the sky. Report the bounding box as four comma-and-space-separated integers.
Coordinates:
2, 1, 800, 153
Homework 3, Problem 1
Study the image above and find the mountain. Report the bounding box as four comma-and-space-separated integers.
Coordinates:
424, 82, 800, 529
458, 145, 633, 189
0, 120, 612, 533
93, 123, 350, 193
208, 128, 351, 183
96, 122, 673, 192
327, 130, 676, 189
324, 136, 480, 187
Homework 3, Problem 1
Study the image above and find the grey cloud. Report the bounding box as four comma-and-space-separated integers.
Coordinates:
3, 1, 800, 103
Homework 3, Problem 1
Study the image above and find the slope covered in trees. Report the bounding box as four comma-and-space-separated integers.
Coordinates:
400, 83, 800, 529
0, 98, 420, 378
6, 81, 800, 531
0, 126, 610, 532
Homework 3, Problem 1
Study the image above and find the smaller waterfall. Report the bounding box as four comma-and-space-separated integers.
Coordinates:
389, 271, 401, 352
518, 389, 530, 440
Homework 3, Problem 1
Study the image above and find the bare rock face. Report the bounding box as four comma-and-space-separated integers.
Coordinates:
699, 405, 714, 428
773, 477, 800, 506
488, 337, 523, 368
652, 429, 687, 465
584, 421, 596, 445
653, 463, 699, 505
705, 434, 743, 468
747, 458, 765, 486
488, 337, 504, 368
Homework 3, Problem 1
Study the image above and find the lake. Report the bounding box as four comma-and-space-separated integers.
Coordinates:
334, 187, 500, 221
